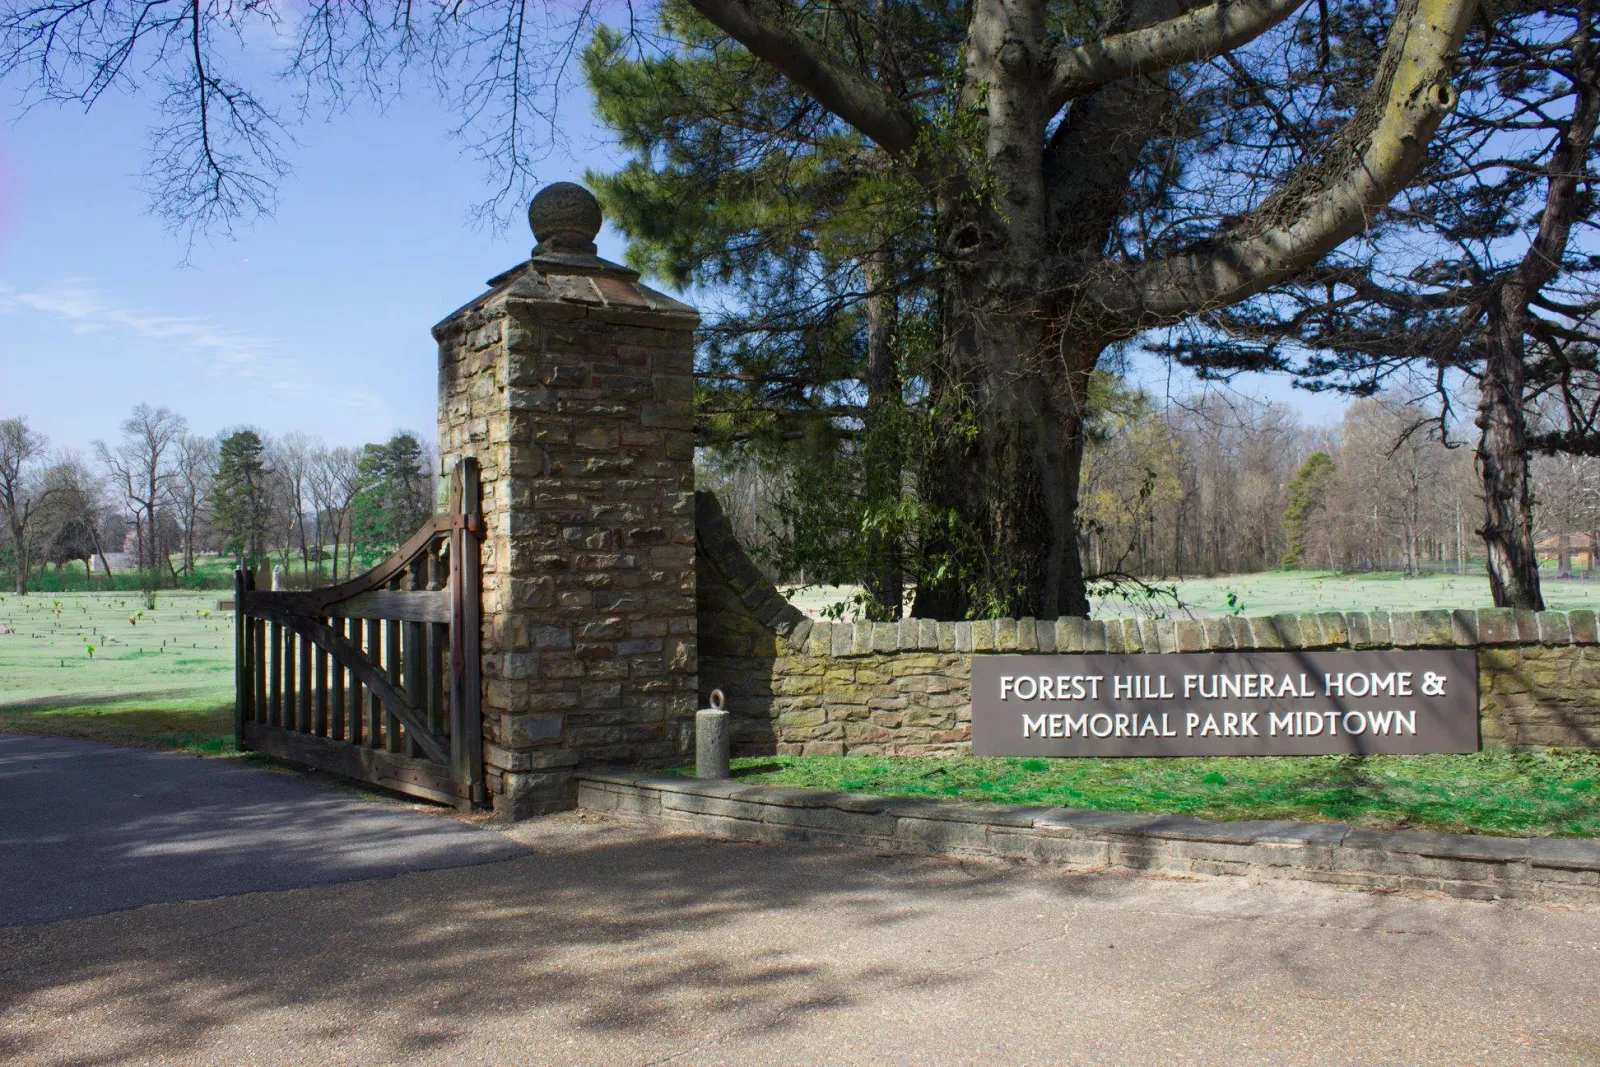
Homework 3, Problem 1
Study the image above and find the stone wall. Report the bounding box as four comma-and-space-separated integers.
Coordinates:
435, 183, 700, 818
578, 771, 1600, 906
696, 492, 1600, 754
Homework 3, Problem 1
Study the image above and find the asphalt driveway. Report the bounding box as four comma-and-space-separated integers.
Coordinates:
3, 812, 1598, 1066
0, 733, 525, 926
3, 733, 1598, 1065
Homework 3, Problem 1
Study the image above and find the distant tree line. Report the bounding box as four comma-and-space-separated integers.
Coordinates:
1077, 390, 1488, 581
705, 379, 1600, 608
0, 407, 436, 599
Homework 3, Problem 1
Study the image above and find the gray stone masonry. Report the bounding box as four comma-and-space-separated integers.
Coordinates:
695, 493, 1600, 754
578, 771, 1600, 907
435, 183, 699, 818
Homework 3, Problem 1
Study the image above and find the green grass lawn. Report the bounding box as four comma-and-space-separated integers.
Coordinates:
1, 550, 392, 594
10, 589, 1600, 838
693, 752, 1600, 838
787, 570, 1600, 619
1095, 569, 1600, 619
0, 590, 236, 753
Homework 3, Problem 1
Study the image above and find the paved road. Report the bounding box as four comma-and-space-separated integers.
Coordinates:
3, 805, 1597, 1066
0, 733, 525, 926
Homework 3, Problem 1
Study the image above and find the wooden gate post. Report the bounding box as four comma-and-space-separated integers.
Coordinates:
448, 458, 485, 806
433, 182, 701, 818
233, 566, 253, 751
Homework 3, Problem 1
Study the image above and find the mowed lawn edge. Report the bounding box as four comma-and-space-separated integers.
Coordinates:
782, 570, 1600, 620
669, 753, 1600, 839
0, 699, 238, 755
2, 590, 236, 754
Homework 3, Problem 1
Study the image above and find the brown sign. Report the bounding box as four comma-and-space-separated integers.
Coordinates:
971, 650, 1479, 757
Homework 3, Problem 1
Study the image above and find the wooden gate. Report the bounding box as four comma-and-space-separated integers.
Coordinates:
233, 459, 484, 809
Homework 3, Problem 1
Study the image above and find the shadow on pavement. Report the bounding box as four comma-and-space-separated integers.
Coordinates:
4, 735, 1597, 1067
0, 734, 524, 927
0, 814, 1124, 1066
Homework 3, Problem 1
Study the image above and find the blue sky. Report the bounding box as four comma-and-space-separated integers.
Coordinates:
0, 63, 1346, 460
0, 70, 635, 458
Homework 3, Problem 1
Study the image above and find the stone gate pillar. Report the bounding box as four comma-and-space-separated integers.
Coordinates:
433, 182, 699, 818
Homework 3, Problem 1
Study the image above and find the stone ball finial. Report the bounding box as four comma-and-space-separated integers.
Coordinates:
529, 182, 602, 255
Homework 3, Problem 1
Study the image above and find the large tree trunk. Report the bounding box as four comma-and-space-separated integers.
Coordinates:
12, 528, 27, 596
912, 306, 1096, 619
133, 511, 147, 586
862, 251, 904, 620
910, 0, 1094, 620
90, 525, 112, 580
1477, 292, 1545, 609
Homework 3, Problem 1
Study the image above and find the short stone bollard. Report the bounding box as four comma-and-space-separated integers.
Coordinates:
696, 689, 730, 779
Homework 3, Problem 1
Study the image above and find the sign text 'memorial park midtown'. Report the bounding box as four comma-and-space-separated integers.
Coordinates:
971, 650, 1479, 757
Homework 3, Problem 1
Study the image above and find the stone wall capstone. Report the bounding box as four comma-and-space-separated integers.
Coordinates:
696, 490, 1600, 754
436, 183, 700, 818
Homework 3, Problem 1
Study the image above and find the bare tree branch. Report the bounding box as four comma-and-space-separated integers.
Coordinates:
1047, 0, 1308, 114
1084, 0, 1476, 329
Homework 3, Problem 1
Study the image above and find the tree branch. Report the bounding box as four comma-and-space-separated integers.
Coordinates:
1047, 0, 1307, 114
1083, 0, 1476, 330
682, 0, 920, 153
1515, 3, 1598, 297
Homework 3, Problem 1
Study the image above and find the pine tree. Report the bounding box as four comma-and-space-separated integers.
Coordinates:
352, 435, 432, 551
1282, 453, 1336, 569
586, 9, 928, 617
211, 430, 271, 573
580, 0, 1477, 617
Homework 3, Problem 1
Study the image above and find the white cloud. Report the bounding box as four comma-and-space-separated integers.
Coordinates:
0, 277, 281, 373
1, 278, 429, 452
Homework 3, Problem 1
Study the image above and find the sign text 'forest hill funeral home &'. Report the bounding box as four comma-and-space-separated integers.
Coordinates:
969, 651, 1479, 757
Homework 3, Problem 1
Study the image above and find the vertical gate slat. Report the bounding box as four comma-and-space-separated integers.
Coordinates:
385, 610, 404, 755
366, 618, 383, 747
404, 560, 426, 759
402, 617, 419, 758
347, 616, 363, 745
331, 624, 346, 741
283, 626, 297, 732
253, 614, 266, 725
428, 618, 446, 739
425, 546, 446, 740
297, 634, 313, 733
269, 620, 283, 728
281, 630, 294, 729
314, 635, 329, 737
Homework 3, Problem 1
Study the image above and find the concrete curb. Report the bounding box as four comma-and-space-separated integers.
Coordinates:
576, 772, 1600, 907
